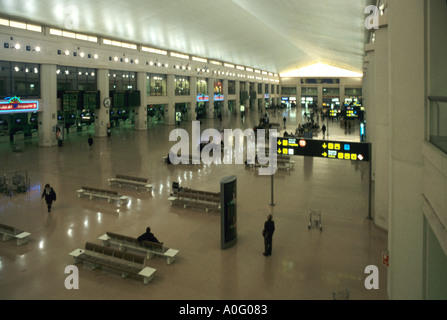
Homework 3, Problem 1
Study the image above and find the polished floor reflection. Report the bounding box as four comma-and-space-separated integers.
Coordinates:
0, 108, 387, 300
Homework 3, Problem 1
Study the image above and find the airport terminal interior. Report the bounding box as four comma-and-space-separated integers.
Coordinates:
0, 0, 446, 301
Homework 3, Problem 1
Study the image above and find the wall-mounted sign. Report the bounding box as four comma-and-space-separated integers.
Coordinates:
197, 94, 209, 102
277, 138, 370, 162
0, 97, 39, 113
214, 94, 225, 101
265, 94, 270, 99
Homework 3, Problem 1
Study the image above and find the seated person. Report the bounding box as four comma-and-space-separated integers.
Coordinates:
137, 227, 161, 244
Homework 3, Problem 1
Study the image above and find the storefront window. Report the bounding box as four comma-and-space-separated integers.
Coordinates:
323, 87, 340, 96
228, 81, 236, 95
265, 84, 269, 94
0, 61, 41, 99
109, 70, 136, 91
281, 87, 297, 95
345, 88, 363, 96
57, 66, 97, 92
214, 80, 223, 95
148, 74, 167, 96
197, 79, 207, 95
175, 76, 190, 96
302, 87, 318, 96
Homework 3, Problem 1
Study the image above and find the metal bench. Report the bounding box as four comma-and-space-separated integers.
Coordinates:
108, 175, 153, 192
168, 188, 221, 212
99, 232, 179, 265
77, 187, 129, 205
0, 223, 31, 245
69, 242, 156, 285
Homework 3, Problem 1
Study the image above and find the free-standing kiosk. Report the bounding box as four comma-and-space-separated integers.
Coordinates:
220, 176, 237, 250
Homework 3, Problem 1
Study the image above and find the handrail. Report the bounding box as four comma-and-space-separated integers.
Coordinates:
428, 96, 447, 103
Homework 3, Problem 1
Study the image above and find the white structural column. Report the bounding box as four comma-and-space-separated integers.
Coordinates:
166, 74, 175, 125
38, 64, 57, 147
372, 16, 390, 231
387, 0, 425, 300
134, 72, 148, 131
95, 69, 110, 137
317, 85, 323, 110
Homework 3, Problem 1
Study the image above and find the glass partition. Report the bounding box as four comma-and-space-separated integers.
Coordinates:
429, 97, 447, 154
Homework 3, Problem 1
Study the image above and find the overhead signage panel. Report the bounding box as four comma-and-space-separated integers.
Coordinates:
277, 138, 370, 162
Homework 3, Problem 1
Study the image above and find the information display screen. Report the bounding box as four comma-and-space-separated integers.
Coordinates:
220, 176, 237, 250
111, 91, 126, 108
62, 91, 80, 111
83, 91, 100, 110
277, 138, 370, 162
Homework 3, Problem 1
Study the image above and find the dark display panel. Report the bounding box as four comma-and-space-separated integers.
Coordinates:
221, 176, 237, 250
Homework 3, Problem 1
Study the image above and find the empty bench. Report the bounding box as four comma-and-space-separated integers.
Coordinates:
69, 242, 156, 285
108, 175, 153, 192
99, 232, 179, 265
77, 187, 129, 205
0, 223, 31, 246
168, 188, 221, 212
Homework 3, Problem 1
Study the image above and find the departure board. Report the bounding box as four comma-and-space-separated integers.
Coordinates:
111, 91, 126, 108
277, 138, 370, 162
62, 91, 80, 111
83, 91, 99, 110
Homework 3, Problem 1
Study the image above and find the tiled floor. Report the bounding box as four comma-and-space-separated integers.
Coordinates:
0, 107, 388, 300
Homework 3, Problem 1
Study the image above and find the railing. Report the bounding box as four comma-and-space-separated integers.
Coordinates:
429, 96, 447, 154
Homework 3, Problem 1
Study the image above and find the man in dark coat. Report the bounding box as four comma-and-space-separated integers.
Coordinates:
263, 214, 275, 256
137, 227, 161, 243
41, 184, 56, 212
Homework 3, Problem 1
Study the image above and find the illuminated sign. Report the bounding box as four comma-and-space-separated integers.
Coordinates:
277, 138, 370, 162
214, 94, 224, 101
346, 110, 358, 118
329, 110, 340, 117
0, 97, 39, 113
265, 94, 269, 99
197, 94, 209, 102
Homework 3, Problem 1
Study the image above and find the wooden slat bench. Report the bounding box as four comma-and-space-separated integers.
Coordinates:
99, 232, 179, 265
77, 187, 129, 205
168, 187, 221, 212
69, 242, 156, 285
108, 175, 153, 192
0, 223, 31, 246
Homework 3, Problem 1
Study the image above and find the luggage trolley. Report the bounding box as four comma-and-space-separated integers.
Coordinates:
308, 210, 322, 231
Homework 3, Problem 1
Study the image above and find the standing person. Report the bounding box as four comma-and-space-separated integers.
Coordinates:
283, 116, 287, 128
88, 135, 93, 151
322, 124, 327, 138
263, 214, 275, 256
41, 184, 56, 213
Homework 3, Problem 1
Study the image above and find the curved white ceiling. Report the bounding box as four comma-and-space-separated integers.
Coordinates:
0, 0, 371, 74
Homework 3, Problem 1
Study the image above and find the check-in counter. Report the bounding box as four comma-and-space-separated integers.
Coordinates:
13, 131, 24, 141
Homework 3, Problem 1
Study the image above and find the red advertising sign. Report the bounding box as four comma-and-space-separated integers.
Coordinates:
0, 97, 39, 113
197, 94, 209, 102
